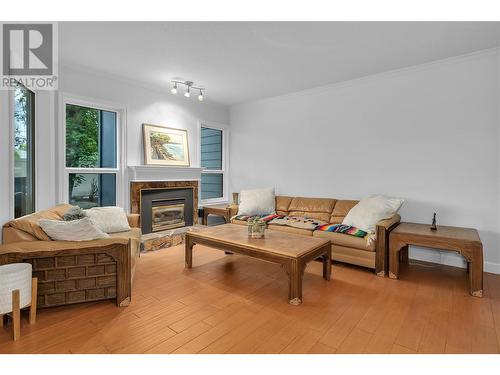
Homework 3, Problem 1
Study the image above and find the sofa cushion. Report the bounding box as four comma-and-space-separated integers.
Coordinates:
2, 227, 38, 243
331, 245, 376, 269
268, 216, 325, 230
108, 227, 142, 243
5, 204, 73, 241
287, 197, 336, 223
313, 230, 375, 251
330, 200, 358, 224
267, 224, 313, 237
275, 196, 293, 216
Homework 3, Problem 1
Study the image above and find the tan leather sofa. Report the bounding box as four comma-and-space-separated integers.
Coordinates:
230, 195, 400, 276
0, 204, 141, 308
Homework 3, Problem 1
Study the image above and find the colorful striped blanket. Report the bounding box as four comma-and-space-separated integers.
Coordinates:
314, 223, 367, 238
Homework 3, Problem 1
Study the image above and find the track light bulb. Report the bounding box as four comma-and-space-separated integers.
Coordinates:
170, 82, 177, 94
198, 90, 204, 101
184, 87, 191, 98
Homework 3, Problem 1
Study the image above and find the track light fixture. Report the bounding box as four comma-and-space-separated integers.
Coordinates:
170, 80, 205, 102
170, 82, 177, 94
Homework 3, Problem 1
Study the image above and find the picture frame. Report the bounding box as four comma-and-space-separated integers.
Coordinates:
142, 124, 190, 166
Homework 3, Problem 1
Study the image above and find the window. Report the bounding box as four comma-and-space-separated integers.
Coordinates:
13, 83, 35, 218
200, 123, 228, 203
63, 101, 122, 208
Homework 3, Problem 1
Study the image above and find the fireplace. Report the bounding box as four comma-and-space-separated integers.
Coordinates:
151, 202, 185, 232
130, 180, 198, 235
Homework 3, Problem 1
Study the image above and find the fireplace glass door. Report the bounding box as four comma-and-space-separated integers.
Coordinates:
151, 202, 185, 231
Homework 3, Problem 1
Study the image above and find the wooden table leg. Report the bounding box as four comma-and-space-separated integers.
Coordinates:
287, 259, 303, 306
202, 211, 208, 226
12, 289, 20, 341
389, 241, 404, 279
0, 314, 4, 327
322, 246, 331, 281
185, 236, 194, 269
468, 245, 483, 297
400, 245, 409, 263
29, 277, 38, 324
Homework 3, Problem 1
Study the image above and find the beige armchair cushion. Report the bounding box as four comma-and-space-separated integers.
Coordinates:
4, 204, 73, 241
330, 200, 359, 224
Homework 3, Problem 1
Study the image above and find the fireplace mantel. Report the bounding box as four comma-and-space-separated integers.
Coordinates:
128, 165, 203, 182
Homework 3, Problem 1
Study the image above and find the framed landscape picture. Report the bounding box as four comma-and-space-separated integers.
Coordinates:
142, 124, 190, 166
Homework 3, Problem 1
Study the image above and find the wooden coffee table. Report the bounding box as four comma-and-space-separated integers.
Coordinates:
389, 222, 483, 297
185, 224, 331, 305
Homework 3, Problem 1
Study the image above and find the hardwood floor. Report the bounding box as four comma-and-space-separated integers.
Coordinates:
1, 244, 499, 354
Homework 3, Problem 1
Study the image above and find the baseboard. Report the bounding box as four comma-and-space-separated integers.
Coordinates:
485, 261, 500, 275
409, 247, 500, 275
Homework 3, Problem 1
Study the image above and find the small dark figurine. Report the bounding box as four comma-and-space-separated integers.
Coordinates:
430, 212, 437, 231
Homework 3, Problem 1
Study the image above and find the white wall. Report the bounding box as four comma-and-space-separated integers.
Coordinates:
0, 65, 229, 240
58, 65, 229, 169
57, 65, 229, 209
229, 48, 500, 273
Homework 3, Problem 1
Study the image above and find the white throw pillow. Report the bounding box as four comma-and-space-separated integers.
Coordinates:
237, 188, 276, 216
342, 195, 404, 233
39, 217, 109, 241
85, 206, 131, 233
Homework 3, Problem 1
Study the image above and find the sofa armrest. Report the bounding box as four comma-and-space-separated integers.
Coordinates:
127, 213, 140, 228
0, 237, 130, 255
374, 214, 401, 277
376, 214, 401, 230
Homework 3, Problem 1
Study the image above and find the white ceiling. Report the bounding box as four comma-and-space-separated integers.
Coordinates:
60, 22, 500, 106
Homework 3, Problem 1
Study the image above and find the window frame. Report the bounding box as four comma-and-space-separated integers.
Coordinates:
10, 82, 36, 218
198, 120, 229, 205
58, 93, 127, 208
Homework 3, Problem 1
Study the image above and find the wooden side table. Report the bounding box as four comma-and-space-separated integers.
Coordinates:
389, 222, 483, 297
202, 204, 231, 226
